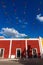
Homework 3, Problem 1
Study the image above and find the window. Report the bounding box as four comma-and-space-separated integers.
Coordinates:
32, 48, 38, 58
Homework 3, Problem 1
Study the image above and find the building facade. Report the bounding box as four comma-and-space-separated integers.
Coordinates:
0, 37, 42, 59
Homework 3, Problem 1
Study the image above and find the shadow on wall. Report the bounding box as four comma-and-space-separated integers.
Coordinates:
21, 48, 26, 58
27, 45, 32, 58
21, 45, 41, 58
21, 45, 32, 58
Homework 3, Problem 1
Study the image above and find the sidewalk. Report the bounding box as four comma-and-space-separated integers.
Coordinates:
0, 58, 19, 61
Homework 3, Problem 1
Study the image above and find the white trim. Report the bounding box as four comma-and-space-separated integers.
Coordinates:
16, 48, 21, 58
8, 40, 12, 58
32, 48, 38, 57
0, 38, 39, 40
0, 48, 5, 58
39, 37, 43, 58
25, 40, 28, 58
39, 37, 42, 58
28, 38, 39, 40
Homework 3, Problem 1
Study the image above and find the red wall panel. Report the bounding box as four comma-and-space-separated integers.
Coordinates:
0, 40, 10, 58
11, 40, 26, 58
27, 40, 40, 58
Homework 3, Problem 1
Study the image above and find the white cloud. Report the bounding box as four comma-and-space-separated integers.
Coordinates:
0, 28, 27, 38
36, 14, 43, 22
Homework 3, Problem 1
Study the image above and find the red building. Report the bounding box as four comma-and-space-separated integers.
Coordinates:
0, 38, 41, 59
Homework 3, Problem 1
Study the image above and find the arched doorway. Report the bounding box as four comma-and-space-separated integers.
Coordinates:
32, 48, 38, 58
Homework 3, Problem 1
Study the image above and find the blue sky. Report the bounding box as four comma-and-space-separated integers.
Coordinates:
0, 0, 43, 38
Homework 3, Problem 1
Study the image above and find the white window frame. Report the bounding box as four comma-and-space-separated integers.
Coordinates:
32, 48, 38, 57
0, 48, 5, 58
16, 48, 21, 58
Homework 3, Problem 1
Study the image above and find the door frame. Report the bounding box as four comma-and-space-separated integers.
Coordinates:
16, 48, 21, 58
32, 48, 38, 57
0, 48, 5, 58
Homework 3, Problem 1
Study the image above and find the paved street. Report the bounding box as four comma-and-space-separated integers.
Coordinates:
0, 61, 22, 65
0, 58, 43, 65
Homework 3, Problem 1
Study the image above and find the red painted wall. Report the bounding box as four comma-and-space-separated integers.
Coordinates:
27, 40, 40, 58
0, 40, 10, 58
11, 40, 26, 58
0, 39, 40, 59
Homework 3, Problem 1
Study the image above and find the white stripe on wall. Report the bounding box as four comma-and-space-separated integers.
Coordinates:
25, 40, 28, 58
39, 37, 42, 58
8, 40, 12, 58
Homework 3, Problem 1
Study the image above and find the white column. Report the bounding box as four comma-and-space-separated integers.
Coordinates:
25, 39, 28, 58
8, 40, 12, 58
39, 37, 42, 58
